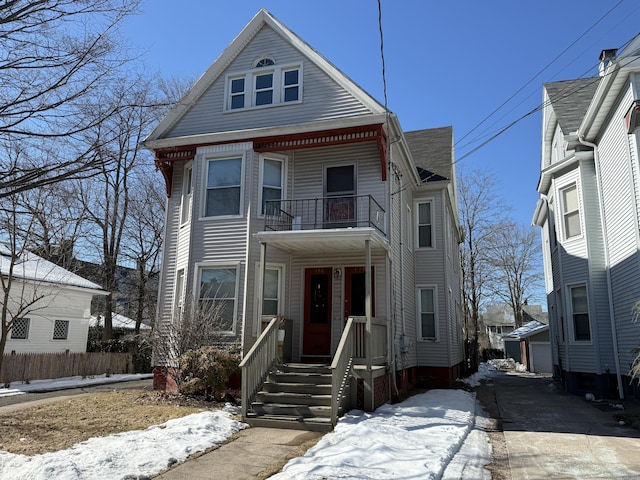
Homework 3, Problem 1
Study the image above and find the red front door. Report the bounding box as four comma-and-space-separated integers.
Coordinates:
302, 268, 332, 361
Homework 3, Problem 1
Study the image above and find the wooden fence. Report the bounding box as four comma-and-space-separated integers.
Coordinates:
1, 352, 134, 384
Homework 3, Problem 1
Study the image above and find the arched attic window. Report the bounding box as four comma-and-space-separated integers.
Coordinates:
254, 57, 275, 68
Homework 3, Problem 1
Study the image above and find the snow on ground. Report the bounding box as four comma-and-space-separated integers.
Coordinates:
0, 364, 503, 479
0, 408, 247, 480
270, 389, 492, 480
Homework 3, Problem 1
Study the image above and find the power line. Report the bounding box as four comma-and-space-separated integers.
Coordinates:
455, 0, 631, 162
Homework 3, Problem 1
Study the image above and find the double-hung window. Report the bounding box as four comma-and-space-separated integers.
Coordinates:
417, 201, 433, 248
205, 157, 242, 217
255, 72, 274, 106
261, 157, 284, 215
226, 61, 301, 111
418, 287, 436, 339
229, 76, 246, 110
561, 184, 581, 239
11, 317, 30, 339
199, 267, 237, 332
181, 163, 193, 224
570, 285, 590, 341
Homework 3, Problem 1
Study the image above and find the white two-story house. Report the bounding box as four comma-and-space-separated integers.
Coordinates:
533, 34, 640, 400
144, 9, 464, 429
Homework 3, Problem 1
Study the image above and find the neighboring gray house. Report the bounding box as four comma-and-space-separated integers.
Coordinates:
533, 34, 640, 399
144, 9, 464, 429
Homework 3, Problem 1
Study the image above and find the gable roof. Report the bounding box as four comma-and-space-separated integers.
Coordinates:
0, 244, 104, 292
404, 126, 453, 182
145, 8, 386, 144
544, 78, 600, 134
504, 320, 548, 340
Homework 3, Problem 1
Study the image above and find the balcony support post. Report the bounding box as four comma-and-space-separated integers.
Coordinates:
364, 239, 374, 411
257, 241, 267, 334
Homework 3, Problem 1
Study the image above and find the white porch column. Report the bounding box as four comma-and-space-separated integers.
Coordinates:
257, 241, 267, 335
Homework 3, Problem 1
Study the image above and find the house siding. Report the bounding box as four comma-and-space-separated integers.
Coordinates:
167, 26, 373, 139
600, 86, 640, 375
4, 283, 92, 354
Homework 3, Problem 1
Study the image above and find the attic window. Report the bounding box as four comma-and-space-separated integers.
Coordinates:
225, 62, 302, 111
255, 57, 275, 68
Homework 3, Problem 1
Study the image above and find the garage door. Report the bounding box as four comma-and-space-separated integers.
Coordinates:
530, 342, 552, 373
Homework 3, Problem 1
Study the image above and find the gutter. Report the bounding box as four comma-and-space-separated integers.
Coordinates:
578, 136, 624, 399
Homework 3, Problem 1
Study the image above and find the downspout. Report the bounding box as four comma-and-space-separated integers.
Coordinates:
578, 136, 624, 399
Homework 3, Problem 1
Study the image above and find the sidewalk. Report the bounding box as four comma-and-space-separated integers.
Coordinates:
152, 427, 323, 480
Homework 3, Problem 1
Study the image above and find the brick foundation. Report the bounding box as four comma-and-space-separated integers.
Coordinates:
152, 366, 179, 393
416, 363, 464, 389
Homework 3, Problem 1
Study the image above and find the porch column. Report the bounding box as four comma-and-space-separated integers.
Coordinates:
365, 239, 372, 371
257, 241, 267, 335
364, 239, 374, 411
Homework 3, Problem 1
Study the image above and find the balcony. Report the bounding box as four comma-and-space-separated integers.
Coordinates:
257, 196, 388, 253
265, 195, 385, 234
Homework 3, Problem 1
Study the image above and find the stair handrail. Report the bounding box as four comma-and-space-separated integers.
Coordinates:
330, 317, 354, 426
239, 317, 279, 419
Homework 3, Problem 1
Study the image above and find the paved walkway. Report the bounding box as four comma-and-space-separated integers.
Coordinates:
153, 427, 322, 480
479, 372, 640, 479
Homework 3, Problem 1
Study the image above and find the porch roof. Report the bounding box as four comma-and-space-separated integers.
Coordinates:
254, 227, 389, 253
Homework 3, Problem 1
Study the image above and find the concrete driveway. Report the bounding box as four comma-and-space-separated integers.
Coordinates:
478, 371, 640, 479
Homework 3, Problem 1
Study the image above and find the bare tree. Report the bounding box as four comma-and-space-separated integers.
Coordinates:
458, 169, 508, 370
0, 0, 141, 198
121, 174, 165, 334
0, 195, 60, 376
486, 222, 544, 328
79, 76, 170, 339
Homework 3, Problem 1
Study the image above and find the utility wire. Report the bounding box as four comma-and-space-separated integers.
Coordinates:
455, 0, 629, 162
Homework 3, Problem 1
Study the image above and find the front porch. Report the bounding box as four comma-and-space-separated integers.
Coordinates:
239, 316, 389, 431
243, 195, 391, 430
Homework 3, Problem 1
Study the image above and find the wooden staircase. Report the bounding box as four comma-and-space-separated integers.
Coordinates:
244, 363, 336, 432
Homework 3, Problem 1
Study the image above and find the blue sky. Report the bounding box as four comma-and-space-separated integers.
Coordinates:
123, 0, 639, 227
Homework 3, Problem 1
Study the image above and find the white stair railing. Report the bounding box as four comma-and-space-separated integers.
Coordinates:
239, 318, 279, 419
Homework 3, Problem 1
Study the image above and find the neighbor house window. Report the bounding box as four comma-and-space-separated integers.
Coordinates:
570, 285, 590, 341
417, 201, 433, 248
205, 157, 242, 217
181, 163, 193, 224
199, 267, 237, 332
418, 287, 436, 339
261, 157, 284, 215
262, 267, 281, 316
225, 63, 301, 111
53, 320, 69, 340
11, 317, 30, 339
561, 184, 581, 239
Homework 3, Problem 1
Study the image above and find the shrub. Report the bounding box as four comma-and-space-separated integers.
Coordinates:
178, 345, 240, 400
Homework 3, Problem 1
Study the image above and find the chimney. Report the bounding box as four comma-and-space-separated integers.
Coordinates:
599, 48, 617, 77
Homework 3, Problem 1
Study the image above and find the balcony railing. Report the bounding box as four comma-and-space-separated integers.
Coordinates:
264, 195, 385, 235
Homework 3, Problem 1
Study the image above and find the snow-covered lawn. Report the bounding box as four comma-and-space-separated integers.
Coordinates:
0, 365, 501, 479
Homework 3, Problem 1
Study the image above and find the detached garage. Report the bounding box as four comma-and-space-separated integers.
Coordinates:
503, 320, 552, 373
